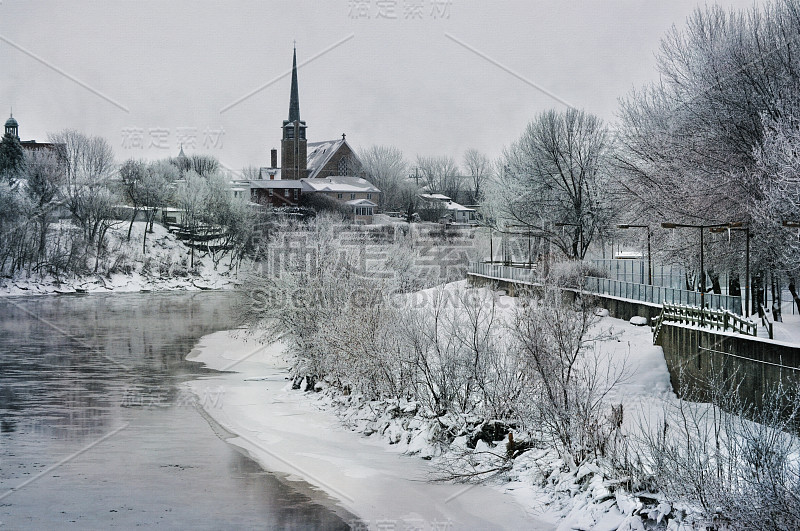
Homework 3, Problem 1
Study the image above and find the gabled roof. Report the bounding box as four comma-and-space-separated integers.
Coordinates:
301, 176, 380, 194
305, 137, 362, 178
306, 138, 344, 177
445, 201, 475, 212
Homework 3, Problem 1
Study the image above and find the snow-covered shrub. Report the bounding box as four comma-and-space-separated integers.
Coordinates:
629, 366, 800, 528
547, 260, 609, 289
510, 285, 625, 464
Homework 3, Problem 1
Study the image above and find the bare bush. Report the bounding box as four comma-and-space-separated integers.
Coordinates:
630, 364, 800, 529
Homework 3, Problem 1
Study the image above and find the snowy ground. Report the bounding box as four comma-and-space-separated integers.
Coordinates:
0, 222, 244, 297
184, 284, 680, 530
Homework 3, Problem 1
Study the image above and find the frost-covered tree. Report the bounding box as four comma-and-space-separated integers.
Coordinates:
359, 145, 409, 211
617, 0, 800, 295
0, 131, 25, 184
416, 155, 461, 201
463, 148, 489, 204
492, 109, 615, 260
50, 129, 116, 244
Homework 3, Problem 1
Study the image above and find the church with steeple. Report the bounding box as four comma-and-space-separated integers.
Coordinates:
249, 47, 379, 223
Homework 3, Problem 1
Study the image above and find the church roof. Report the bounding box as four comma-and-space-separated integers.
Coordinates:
306, 138, 345, 177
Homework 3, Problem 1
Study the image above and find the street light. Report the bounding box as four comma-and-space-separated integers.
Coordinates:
661, 221, 741, 310
709, 226, 751, 316
617, 224, 652, 285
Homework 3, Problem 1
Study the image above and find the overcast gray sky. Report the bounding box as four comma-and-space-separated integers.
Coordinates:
0, 0, 757, 175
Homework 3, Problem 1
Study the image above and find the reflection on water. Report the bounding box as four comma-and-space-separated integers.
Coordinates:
0, 291, 354, 530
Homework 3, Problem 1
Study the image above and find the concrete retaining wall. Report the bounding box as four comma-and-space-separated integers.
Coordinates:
657, 323, 800, 407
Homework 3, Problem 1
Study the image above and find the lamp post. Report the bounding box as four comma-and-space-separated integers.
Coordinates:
709, 226, 750, 316
617, 224, 652, 285
661, 221, 740, 310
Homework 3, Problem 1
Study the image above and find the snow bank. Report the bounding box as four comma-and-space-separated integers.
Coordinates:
186, 330, 552, 530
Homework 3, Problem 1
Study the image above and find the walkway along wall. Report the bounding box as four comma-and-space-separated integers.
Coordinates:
468, 272, 800, 409
656, 323, 800, 408
467, 273, 662, 321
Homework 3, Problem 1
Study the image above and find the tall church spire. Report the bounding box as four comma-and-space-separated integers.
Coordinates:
288, 45, 300, 122
281, 45, 307, 180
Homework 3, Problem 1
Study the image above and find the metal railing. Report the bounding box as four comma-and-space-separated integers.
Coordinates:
467, 262, 539, 285
468, 262, 743, 314
583, 276, 742, 314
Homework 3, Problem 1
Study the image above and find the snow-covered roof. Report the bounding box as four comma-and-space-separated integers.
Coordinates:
301, 176, 380, 194
306, 139, 344, 177
445, 201, 475, 212
419, 193, 451, 201
614, 251, 644, 259
250, 179, 303, 189
345, 198, 377, 207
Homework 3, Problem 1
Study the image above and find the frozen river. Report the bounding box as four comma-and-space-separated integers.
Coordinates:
0, 291, 355, 529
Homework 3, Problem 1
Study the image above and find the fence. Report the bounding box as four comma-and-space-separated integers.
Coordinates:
652, 302, 757, 344
583, 276, 742, 314
467, 262, 539, 285
467, 263, 744, 314
589, 258, 733, 295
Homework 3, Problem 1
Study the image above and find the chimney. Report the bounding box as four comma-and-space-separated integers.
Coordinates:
271, 148, 278, 169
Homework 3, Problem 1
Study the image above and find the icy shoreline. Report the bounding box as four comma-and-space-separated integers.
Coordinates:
0, 272, 240, 297
185, 330, 555, 530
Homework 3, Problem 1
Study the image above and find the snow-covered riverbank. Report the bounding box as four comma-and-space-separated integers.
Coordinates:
184, 303, 680, 530
0, 222, 245, 297
186, 330, 555, 530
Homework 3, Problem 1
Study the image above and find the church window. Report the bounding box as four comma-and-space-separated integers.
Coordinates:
337, 193, 343, 199
350, 193, 356, 200
338, 157, 348, 175
367, 193, 372, 200
284, 189, 290, 197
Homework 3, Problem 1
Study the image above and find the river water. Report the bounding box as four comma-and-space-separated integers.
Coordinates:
0, 291, 355, 530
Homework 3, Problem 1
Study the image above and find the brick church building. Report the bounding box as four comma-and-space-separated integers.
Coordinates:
249, 47, 379, 222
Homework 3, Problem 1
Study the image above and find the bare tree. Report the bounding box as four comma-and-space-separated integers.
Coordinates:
416, 155, 462, 201
493, 109, 615, 259
120, 159, 148, 241
463, 148, 489, 204
359, 145, 408, 211
616, 0, 800, 292
49, 130, 118, 264
24, 150, 64, 260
